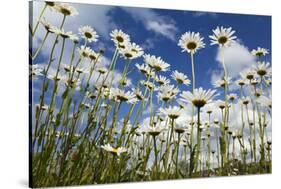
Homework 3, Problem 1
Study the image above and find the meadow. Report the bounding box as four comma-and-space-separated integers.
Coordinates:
30, 2, 272, 187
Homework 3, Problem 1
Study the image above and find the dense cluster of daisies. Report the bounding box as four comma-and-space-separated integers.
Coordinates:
30, 2, 272, 187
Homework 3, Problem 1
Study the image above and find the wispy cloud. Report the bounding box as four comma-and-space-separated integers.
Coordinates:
192, 11, 218, 18
121, 7, 178, 41
141, 38, 156, 50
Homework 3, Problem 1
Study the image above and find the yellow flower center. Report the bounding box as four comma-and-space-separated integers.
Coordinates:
186, 42, 197, 50
116, 36, 124, 43
257, 69, 266, 76
61, 8, 71, 16
218, 36, 227, 44
192, 99, 206, 108
84, 32, 93, 39
124, 53, 133, 58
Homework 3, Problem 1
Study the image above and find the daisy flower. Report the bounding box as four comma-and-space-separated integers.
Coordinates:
204, 103, 215, 114
253, 61, 271, 77
79, 25, 99, 43
119, 42, 144, 60
69, 34, 79, 43
213, 118, 220, 125
40, 17, 55, 33
143, 124, 166, 136
75, 67, 87, 74
144, 54, 170, 72
136, 170, 150, 177
174, 123, 187, 134
157, 84, 179, 100
240, 96, 250, 105
101, 144, 127, 156
78, 45, 92, 58
47, 74, 64, 82
227, 93, 238, 101
251, 47, 269, 57
136, 63, 151, 75
65, 78, 81, 90
254, 89, 262, 97
159, 133, 168, 143
178, 31, 205, 53
155, 75, 170, 86
54, 3, 78, 16
213, 77, 232, 88
136, 63, 155, 78
240, 69, 256, 81
180, 140, 188, 147
171, 70, 191, 85
100, 87, 110, 98
97, 67, 108, 75
110, 88, 137, 104
88, 49, 99, 61
119, 77, 132, 87
141, 80, 155, 90
30, 64, 43, 80
159, 106, 183, 120
236, 78, 247, 87
49, 27, 73, 38
110, 29, 130, 47
62, 64, 74, 73
133, 88, 145, 101
209, 26, 237, 47
180, 87, 217, 108
216, 100, 226, 110
45, 1, 56, 7
250, 78, 260, 86
86, 91, 97, 100
36, 104, 49, 111
157, 90, 178, 102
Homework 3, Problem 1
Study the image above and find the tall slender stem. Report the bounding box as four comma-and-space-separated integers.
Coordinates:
153, 136, 159, 179
32, 31, 49, 60
31, 3, 47, 36
176, 132, 181, 177
189, 52, 196, 176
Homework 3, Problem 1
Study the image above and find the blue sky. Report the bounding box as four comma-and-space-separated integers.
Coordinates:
31, 1, 271, 131
32, 1, 271, 88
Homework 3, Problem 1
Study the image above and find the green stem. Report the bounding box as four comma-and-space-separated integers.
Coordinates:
221, 46, 229, 168
190, 52, 195, 91
153, 136, 159, 179
176, 133, 181, 177
32, 31, 49, 60
194, 107, 201, 172
31, 3, 47, 36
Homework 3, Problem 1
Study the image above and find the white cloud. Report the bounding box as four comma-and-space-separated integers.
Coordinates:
31, 2, 122, 92
192, 11, 218, 18
146, 20, 177, 41
215, 42, 256, 79
138, 99, 271, 167
210, 42, 256, 91
210, 69, 224, 86
141, 38, 155, 50
72, 4, 115, 38
122, 7, 178, 41
32, 2, 115, 39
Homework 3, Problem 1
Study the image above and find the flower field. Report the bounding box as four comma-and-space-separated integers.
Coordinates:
29, 1, 272, 187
